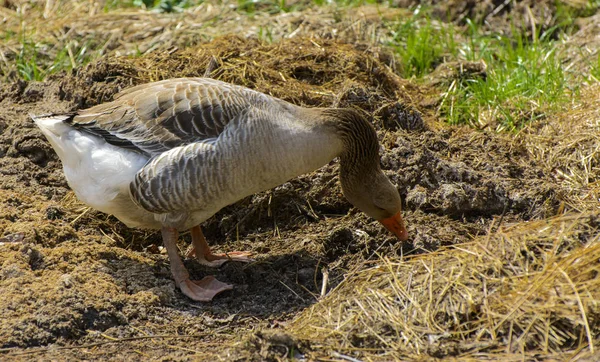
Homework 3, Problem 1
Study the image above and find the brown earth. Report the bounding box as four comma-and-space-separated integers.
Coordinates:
0, 1, 598, 361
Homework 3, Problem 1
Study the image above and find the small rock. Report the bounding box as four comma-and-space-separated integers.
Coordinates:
0, 232, 25, 243
59, 273, 73, 288
0, 263, 26, 279
46, 206, 64, 220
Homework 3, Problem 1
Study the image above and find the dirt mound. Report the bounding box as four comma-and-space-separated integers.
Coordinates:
0, 35, 568, 359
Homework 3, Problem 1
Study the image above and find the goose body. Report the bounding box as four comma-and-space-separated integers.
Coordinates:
33, 78, 407, 302
35, 80, 342, 230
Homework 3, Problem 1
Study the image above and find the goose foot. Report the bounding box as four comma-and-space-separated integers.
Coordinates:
161, 226, 232, 302
187, 226, 254, 267
178, 276, 233, 302
188, 249, 255, 268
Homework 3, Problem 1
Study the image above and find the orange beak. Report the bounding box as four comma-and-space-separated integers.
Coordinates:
379, 211, 408, 241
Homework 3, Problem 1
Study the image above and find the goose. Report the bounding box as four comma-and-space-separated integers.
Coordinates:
32, 78, 408, 302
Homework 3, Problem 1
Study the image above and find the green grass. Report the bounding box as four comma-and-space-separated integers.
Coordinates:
447, 31, 569, 129
386, 8, 583, 130
237, 0, 389, 15
236, 0, 295, 15
257, 25, 275, 43
11, 38, 101, 81
388, 9, 457, 78
313, 0, 389, 6
3, 0, 199, 81
591, 53, 600, 81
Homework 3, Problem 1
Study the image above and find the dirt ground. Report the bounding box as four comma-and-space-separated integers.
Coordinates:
1, 1, 599, 361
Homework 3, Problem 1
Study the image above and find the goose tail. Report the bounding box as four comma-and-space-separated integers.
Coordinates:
31, 113, 76, 158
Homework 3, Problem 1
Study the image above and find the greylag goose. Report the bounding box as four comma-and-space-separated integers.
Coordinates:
33, 78, 408, 302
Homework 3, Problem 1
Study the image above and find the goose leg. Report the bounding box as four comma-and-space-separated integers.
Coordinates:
161, 227, 233, 301
186, 225, 254, 268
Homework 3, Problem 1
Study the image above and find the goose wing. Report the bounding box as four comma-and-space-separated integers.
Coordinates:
129, 107, 273, 219
68, 78, 273, 155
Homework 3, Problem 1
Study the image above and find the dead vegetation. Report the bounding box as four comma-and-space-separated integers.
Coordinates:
0, 0, 408, 81
290, 212, 600, 360
1, 1, 600, 361
520, 83, 600, 214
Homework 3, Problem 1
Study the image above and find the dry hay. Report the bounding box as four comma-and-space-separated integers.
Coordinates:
0, 0, 407, 80
58, 34, 429, 128
520, 83, 600, 214
132, 36, 419, 111
288, 212, 600, 360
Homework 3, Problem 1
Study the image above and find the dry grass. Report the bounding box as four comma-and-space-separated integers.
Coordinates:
119, 35, 420, 109
520, 83, 600, 214
289, 212, 600, 360
0, 0, 404, 80
558, 11, 600, 80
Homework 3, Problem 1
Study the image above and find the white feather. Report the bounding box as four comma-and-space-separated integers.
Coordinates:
33, 115, 157, 228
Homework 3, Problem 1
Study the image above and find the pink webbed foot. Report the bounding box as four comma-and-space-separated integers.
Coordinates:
188, 225, 255, 268
187, 248, 255, 267
177, 276, 233, 302
161, 226, 232, 302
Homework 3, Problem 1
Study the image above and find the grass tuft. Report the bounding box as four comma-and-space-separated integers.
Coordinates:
387, 9, 457, 78
441, 26, 572, 130
13, 38, 99, 81
386, 9, 581, 130
591, 53, 600, 81
103, 0, 199, 13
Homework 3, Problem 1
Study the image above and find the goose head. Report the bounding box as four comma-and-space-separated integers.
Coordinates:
321, 108, 409, 241
342, 171, 408, 241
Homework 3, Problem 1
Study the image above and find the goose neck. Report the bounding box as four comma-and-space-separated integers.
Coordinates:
321, 108, 380, 181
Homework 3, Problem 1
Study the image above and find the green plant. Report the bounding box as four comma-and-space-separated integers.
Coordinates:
236, 0, 297, 15
387, 9, 578, 130
258, 25, 274, 43
324, 0, 385, 6
387, 8, 457, 78
440, 24, 571, 130
15, 40, 44, 81
12, 39, 100, 81
591, 53, 600, 81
